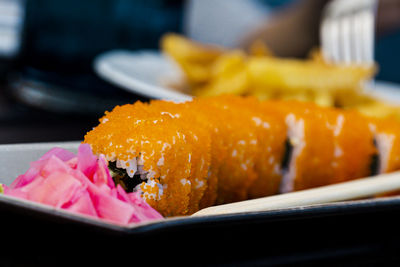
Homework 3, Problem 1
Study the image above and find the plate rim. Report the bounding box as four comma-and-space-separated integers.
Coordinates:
93, 49, 192, 102
2, 182, 400, 235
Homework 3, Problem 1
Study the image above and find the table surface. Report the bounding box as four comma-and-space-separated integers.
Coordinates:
0, 83, 112, 144
0, 70, 147, 144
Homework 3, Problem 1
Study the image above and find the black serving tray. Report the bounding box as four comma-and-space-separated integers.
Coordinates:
1, 142, 400, 266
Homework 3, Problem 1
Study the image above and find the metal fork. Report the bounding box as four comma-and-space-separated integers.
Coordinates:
320, 0, 378, 65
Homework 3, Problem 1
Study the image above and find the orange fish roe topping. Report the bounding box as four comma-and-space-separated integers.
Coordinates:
84, 95, 400, 217
267, 101, 337, 191
198, 95, 286, 202
188, 99, 229, 209
149, 100, 212, 214
371, 117, 400, 173
370, 117, 400, 197
196, 97, 260, 204
237, 98, 287, 198
85, 103, 193, 216
328, 110, 376, 184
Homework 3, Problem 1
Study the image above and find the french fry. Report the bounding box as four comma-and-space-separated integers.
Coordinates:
308, 47, 326, 64
249, 39, 275, 57
247, 57, 375, 93
160, 33, 400, 121
193, 51, 249, 97
161, 33, 224, 84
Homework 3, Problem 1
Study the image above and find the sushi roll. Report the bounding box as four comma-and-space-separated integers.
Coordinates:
145, 100, 213, 212
272, 101, 377, 192
85, 102, 195, 216
200, 96, 287, 200
369, 118, 400, 174
267, 101, 337, 192
328, 109, 377, 183
152, 96, 285, 205
84, 95, 400, 217
195, 97, 261, 204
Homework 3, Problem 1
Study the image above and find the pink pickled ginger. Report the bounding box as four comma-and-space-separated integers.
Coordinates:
2, 144, 163, 225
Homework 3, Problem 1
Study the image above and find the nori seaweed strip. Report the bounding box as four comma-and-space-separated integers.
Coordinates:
370, 138, 380, 176
108, 161, 142, 192
281, 138, 293, 171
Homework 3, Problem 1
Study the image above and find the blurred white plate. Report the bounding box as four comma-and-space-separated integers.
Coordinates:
94, 50, 192, 102
365, 81, 400, 104
94, 49, 400, 103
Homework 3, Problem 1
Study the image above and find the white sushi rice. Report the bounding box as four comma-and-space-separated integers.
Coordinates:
111, 156, 165, 200
280, 113, 305, 193
369, 123, 394, 174
141, 179, 164, 200
116, 158, 138, 177
110, 141, 177, 199
375, 133, 395, 173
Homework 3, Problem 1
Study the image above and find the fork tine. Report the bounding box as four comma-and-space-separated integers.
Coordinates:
360, 9, 375, 65
351, 11, 364, 64
320, 0, 377, 66
320, 18, 333, 62
339, 15, 352, 64
322, 17, 341, 64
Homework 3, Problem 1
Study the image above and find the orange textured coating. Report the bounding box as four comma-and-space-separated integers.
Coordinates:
372, 118, 400, 173
84, 95, 400, 217
371, 117, 400, 197
328, 109, 376, 184
151, 99, 229, 209
271, 101, 376, 191
270, 101, 337, 191
196, 96, 260, 204
84, 103, 192, 216
148, 100, 212, 213
262, 101, 372, 191
205, 95, 287, 199
188, 99, 230, 208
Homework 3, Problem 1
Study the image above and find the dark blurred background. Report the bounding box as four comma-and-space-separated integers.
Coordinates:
0, 0, 399, 144
0, 0, 184, 144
